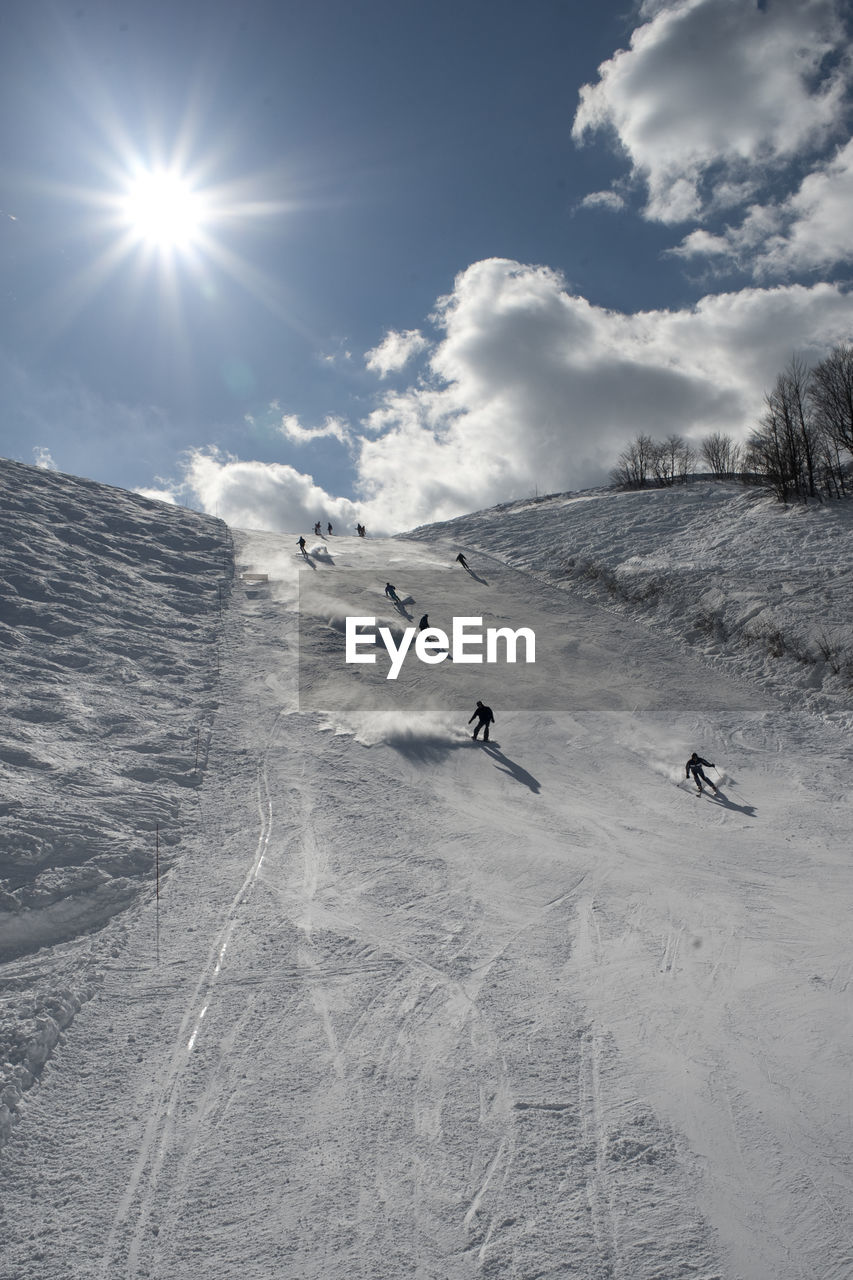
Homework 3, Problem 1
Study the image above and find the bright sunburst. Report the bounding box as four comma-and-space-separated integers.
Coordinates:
120, 169, 208, 251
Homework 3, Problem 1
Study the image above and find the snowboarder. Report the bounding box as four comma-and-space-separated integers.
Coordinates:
456, 553, 469, 569
385, 582, 400, 603
418, 613, 429, 631
469, 700, 494, 742
686, 752, 717, 794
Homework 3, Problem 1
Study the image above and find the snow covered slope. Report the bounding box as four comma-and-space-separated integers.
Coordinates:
1, 465, 852, 1280
0, 459, 229, 1141
409, 481, 853, 731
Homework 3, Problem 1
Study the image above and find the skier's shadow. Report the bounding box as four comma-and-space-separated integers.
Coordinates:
300, 553, 317, 570
463, 567, 489, 585
390, 599, 413, 621
709, 789, 756, 817
480, 742, 541, 793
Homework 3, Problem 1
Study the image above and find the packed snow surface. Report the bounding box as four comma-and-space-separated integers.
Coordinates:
1, 461, 852, 1280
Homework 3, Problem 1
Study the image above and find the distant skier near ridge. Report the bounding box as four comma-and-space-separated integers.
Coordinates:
469, 699, 494, 742
686, 752, 717, 795
456, 553, 469, 569
327, 522, 333, 535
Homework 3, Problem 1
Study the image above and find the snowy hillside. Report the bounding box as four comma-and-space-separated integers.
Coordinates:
0, 459, 229, 1142
409, 480, 853, 732
2, 461, 853, 1280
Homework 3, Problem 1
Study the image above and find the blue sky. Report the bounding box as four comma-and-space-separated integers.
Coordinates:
2, 0, 852, 532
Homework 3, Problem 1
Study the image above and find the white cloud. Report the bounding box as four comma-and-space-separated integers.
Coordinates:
179, 260, 853, 535
365, 329, 430, 378
578, 190, 626, 212
134, 486, 178, 505
352, 258, 853, 529
181, 448, 361, 533
277, 413, 351, 446
672, 138, 853, 276
32, 446, 58, 471
573, 0, 850, 224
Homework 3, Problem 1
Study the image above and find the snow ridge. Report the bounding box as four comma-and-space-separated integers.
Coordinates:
0, 459, 230, 1143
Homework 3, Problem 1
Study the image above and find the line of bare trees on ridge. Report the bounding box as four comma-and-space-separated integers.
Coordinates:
611, 343, 853, 502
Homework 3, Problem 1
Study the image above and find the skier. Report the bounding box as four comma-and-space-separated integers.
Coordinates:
418, 613, 429, 631
456, 553, 469, 569
314, 521, 322, 536
327, 522, 333, 535
297, 536, 307, 556
385, 582, 400, 603
469, 700, 494, 742
686, 752, 717, 794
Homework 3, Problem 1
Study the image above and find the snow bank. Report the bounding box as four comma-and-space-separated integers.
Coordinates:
0, 458, 230, 1144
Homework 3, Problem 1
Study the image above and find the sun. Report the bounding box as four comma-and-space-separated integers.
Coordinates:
120, 169, 209, 251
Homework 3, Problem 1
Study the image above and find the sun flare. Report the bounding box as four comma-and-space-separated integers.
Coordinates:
120, 170, 208, 251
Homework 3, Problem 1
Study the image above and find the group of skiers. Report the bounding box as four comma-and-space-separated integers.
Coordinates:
297, 535, 719, 790
297, 522, 369, 554
382, 557, 495, 743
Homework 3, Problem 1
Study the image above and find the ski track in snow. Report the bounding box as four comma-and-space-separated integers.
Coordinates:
1, 463, 853, 1279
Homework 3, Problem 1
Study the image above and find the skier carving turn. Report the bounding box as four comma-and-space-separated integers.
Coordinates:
686, 752, 717, 795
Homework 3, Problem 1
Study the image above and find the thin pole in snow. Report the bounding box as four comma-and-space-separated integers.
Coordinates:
155, 823, 161, 965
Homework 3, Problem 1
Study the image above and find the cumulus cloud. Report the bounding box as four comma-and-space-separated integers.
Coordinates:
672, 138, 853, 276
365, 329, 430, 378
178, 260, 853, 535
277, 412, 352, 445
577, 190, 626, 212
181, 448, 361, 533
573, 0, 850, 224
351, 258, 853, 529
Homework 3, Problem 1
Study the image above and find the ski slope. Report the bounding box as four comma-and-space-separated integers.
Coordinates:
2, 462, 853, 1279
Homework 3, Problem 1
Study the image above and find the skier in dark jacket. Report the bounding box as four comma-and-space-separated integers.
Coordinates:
469, 700, 494, 741
686, 752, 717, 794
385, 582, 399, 602
456, 552, 469, 569
297, 536, 307, 556
418, 613, 429, 631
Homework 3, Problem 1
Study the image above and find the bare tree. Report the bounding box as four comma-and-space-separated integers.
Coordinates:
700, 432, 741, 479
611, 434, 657, 489
810, 342, 853, 458
780, 355, 818, 498
650, 434, 696, 485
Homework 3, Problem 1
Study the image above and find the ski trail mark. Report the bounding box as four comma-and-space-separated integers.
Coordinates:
100, 719, 279, 1278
